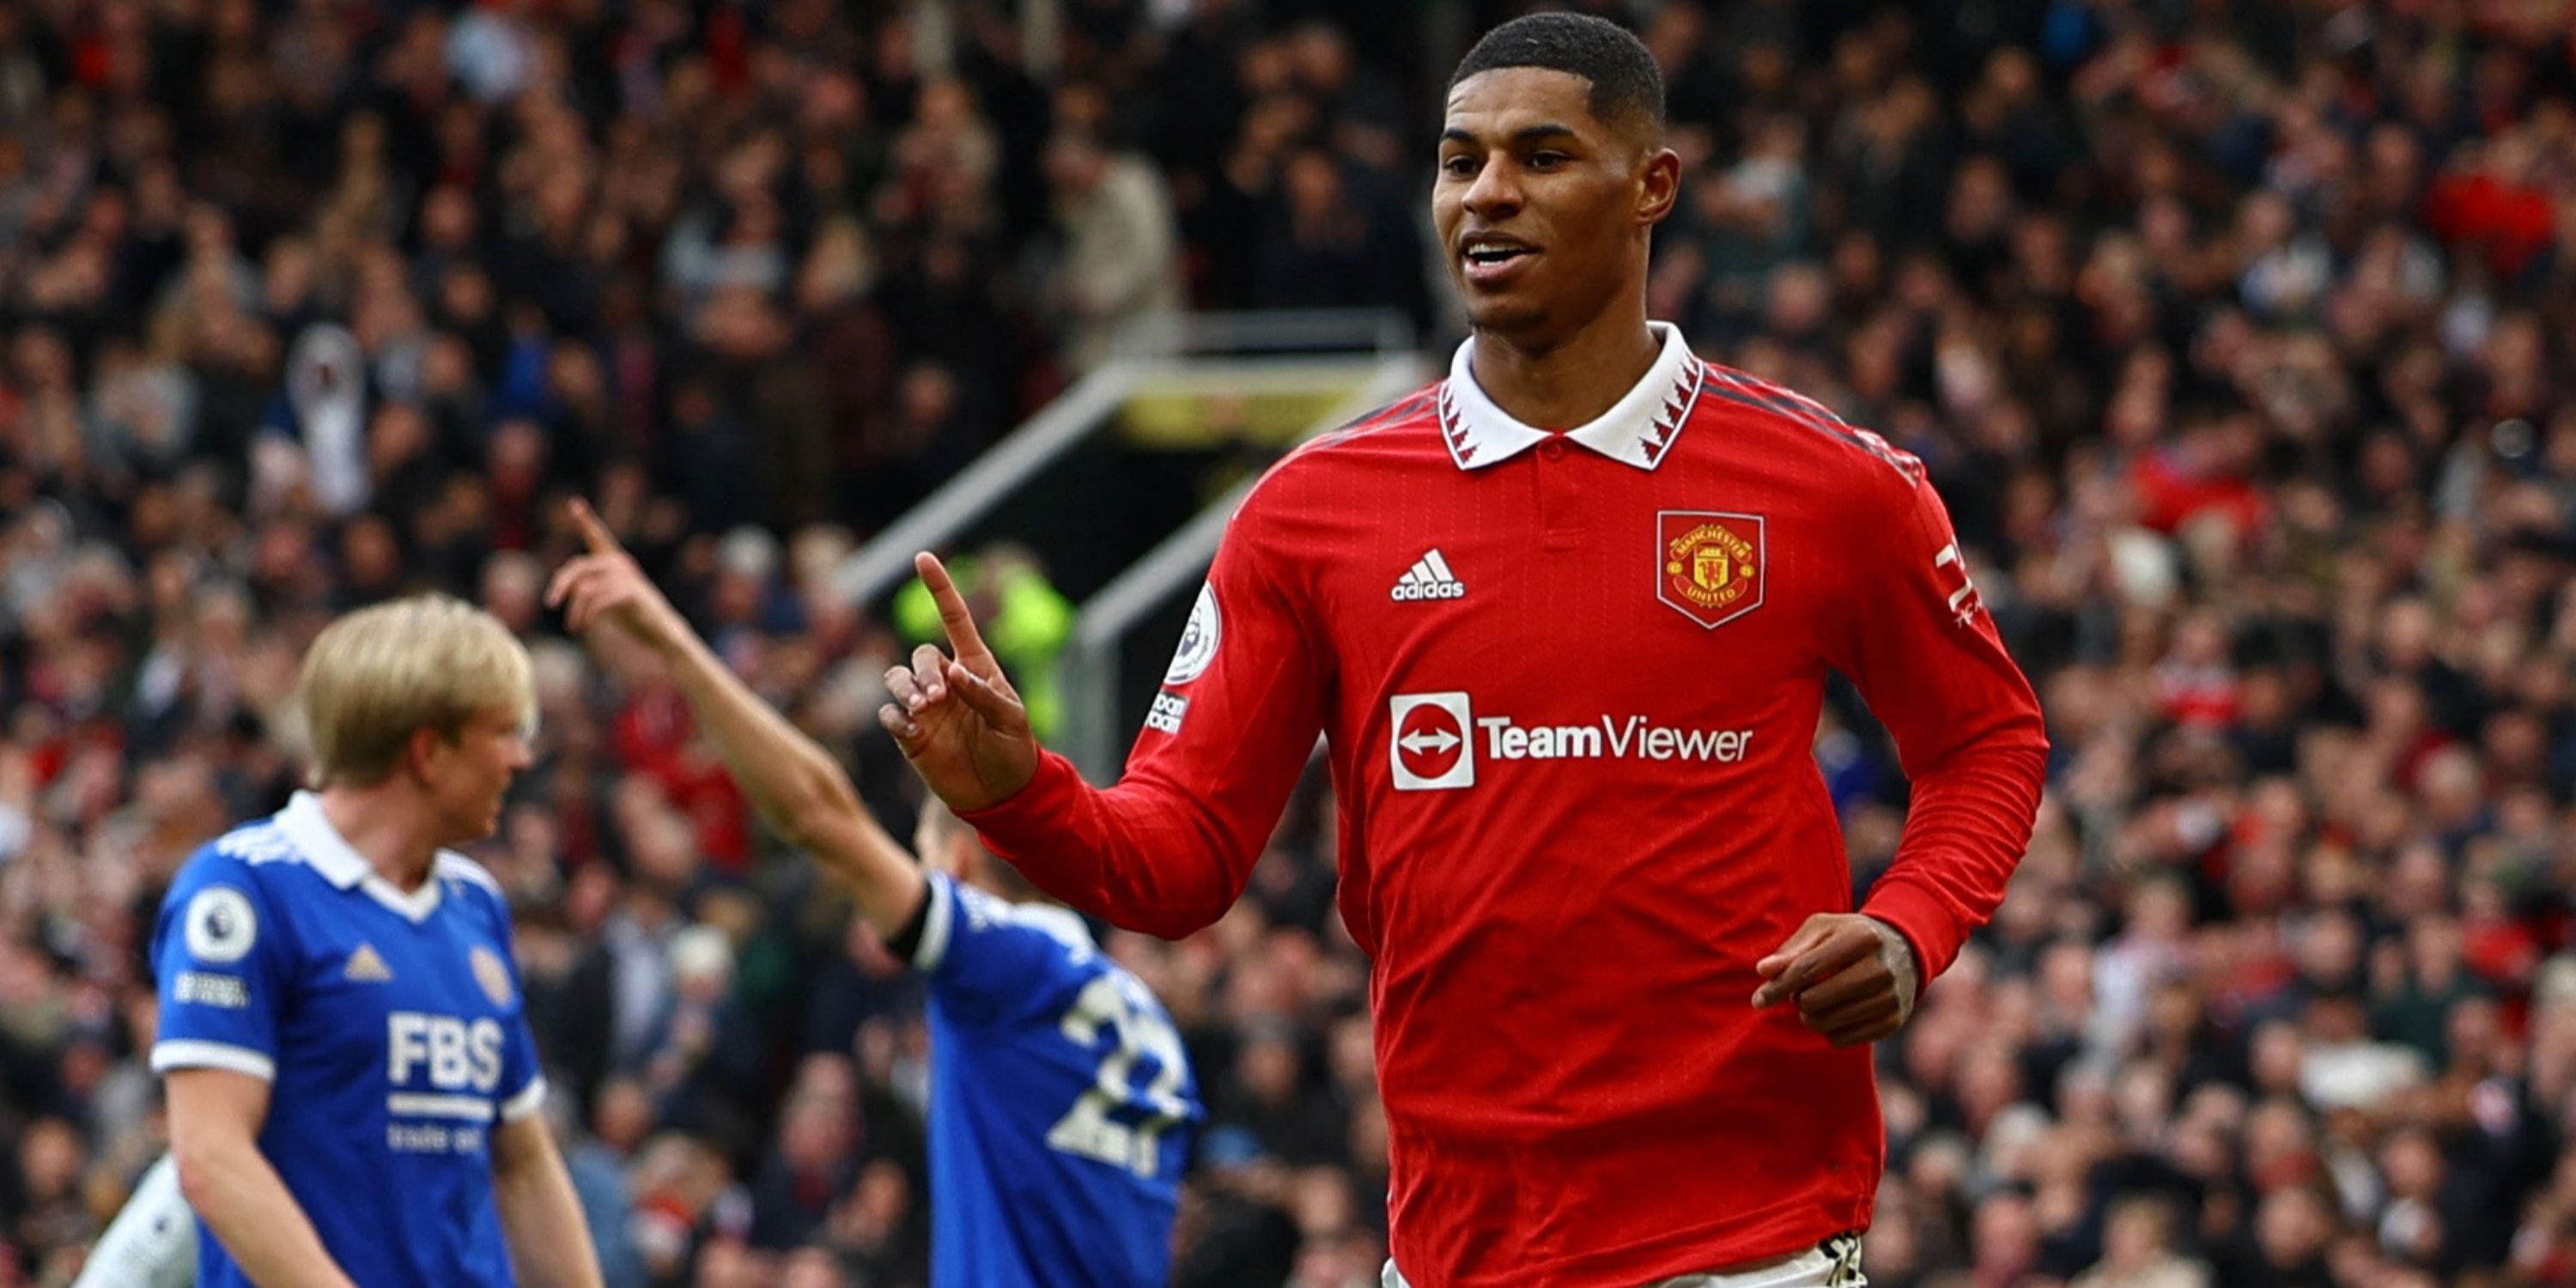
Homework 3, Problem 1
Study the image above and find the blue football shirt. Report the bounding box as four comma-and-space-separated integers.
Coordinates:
150, 793, 547, 1287
905, 873, 1201, 1288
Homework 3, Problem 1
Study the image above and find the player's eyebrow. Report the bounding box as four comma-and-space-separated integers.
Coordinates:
1439, 123, 1582, 147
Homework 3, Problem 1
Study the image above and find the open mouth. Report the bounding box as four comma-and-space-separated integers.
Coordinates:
1461, 237, 1539, 283
1461, 239, 1536, 268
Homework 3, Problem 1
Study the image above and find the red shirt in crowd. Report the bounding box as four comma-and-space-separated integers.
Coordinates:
964, 324, 2050, 1286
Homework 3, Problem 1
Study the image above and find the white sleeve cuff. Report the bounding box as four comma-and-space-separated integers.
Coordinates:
909, 875, 956, 972
497, 1075, 549, 1122
151, 1040, 276, 1082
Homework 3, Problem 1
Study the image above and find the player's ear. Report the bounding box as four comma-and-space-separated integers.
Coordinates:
403, 725, 447, 783
1637, 143, 1682, 226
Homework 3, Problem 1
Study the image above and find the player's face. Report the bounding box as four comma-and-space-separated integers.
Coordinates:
422, 707, 533, 845
913, 814, 952, 877
914, 815, 978, 886
1435, 69, 1669, 348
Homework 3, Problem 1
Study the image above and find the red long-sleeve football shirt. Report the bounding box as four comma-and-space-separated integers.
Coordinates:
962, 324, 2049, 1286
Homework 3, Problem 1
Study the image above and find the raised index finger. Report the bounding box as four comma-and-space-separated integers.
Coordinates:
915, 552, 996, 667
568, 499, 623, 556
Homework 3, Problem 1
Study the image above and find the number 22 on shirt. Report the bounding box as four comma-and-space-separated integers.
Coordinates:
1047, 974, 1191, 1178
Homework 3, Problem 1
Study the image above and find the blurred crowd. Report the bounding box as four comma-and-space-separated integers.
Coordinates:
9, 0, 2576, 1286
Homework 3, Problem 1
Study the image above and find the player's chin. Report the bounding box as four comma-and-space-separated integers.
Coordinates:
1459, 292, 1548, 339
449, 812, 501, 849
465, 794, 509, 843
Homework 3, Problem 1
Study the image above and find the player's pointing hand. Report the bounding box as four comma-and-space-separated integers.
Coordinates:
546, 499, 693, 658
880, 552, 1041, 811
1752, 913, 1921, 1048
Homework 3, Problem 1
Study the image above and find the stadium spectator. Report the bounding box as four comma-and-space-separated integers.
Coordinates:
1042, 126, 1185, 370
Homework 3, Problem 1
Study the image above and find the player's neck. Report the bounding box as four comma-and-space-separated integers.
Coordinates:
963, 861, 1051, 910
316, 786, 445, 892
1467, 307, 1660, 431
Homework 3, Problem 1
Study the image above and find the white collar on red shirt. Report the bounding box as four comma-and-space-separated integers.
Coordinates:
1437, 321, 1704, 471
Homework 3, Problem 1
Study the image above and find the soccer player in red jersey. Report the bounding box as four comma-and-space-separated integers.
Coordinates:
881, 13, 2048, 1286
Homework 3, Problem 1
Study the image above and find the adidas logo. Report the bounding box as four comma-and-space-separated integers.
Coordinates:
1391, 550, 1467, 602
343, 944, 393, 982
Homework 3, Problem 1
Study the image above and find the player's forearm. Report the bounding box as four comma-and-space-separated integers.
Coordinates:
492, 1119, 605, 1288
959, 750, 1255, 939
172, 1138, 358, 1288
659, 633, 924, 925
1858, 738, 2049, 987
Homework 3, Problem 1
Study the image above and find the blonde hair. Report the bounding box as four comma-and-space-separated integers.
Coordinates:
296, 595, 536, 787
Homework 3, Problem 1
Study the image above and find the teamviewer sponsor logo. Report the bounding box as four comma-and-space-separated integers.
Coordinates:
1390, 690, 1755, 791
1480, 715, 1753, 762
1389, 692, 1474, 790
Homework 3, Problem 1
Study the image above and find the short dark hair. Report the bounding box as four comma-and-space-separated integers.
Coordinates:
917, 796, 1042, 899
1449, 13, 1665, 133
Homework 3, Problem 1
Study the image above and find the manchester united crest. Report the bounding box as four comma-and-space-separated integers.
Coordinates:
1657, 511, 1765, 629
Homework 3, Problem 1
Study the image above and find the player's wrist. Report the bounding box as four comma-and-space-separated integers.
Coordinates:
1862, 915, 1923, 1005
1858, 914, 1908, 952
628, 598, 685, 653
657, 618, 718, 667
957, 745, 1062, 819
995, 746, 1042, 799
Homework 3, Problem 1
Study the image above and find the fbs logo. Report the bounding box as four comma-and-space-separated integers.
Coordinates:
1389, 692, 1474, 791
387, 1012, 505, 1091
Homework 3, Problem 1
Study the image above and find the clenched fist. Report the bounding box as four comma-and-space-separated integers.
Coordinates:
1751, 913, 1922, 1047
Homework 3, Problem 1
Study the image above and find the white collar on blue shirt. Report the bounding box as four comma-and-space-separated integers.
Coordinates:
276, 791, 448, 923
1437, 321, 1704, 472
1014, 902, 1093, 948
